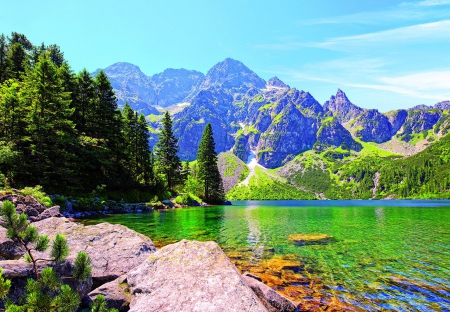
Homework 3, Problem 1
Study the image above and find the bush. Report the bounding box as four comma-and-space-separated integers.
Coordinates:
174, 193, 202, 206
20, 185, 52, 207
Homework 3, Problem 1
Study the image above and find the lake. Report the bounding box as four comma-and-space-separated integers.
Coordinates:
81, 200, 450, 311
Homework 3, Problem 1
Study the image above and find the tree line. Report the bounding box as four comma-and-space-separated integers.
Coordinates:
0, 32, 224, 204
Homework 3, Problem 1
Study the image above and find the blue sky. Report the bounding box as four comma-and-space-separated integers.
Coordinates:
1, 0, 450, 111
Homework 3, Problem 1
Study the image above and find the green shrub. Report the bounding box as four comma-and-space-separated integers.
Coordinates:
20, 186, 52, 207
174, 193, 202, 206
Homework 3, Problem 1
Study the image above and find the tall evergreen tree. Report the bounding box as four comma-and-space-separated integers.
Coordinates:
73, 69, 95, 134
0, 34, 8, 83
20, 53, 76, 191
4, 42, 28, 81
197, 123, 224, 203
155, 111, 181, 190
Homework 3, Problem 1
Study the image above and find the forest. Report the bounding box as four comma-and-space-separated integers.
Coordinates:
0, 32, 224, 205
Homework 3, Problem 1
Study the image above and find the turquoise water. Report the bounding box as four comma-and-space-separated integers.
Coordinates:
81, 200, 450, 311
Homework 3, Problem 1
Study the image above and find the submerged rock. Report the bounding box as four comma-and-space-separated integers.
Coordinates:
126, 239, 268, 312
288, 233, 335, 246
242, 273, 297, 312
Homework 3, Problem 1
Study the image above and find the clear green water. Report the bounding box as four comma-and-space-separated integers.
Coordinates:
81, 200, 450, 311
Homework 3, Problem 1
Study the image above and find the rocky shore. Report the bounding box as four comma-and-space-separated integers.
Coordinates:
0, 194, 296, 311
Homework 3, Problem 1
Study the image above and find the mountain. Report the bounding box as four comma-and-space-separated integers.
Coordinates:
98, 58, 450, 169
93, 62, 205, 115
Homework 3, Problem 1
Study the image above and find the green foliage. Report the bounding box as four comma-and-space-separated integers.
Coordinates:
6, 267, 80, 312
227, 167, 315, 200
0, 267, 11, 299
0, 199, 93, 311
0, 32, 159, 199
174, 193, 202, 206
91, 295, 119, 312
73, 251, 92, 281
50, 234, 69, 262
182, 175, 203, 198
197, 123, 225, 204
20, 186, 52, 207
155, 111, 181, 190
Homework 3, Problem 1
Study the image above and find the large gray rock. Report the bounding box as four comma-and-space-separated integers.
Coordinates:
29, 205, 63, 222
242, 273, 297, 312
126, 240, 268, 312
33, 217, 156, 286
88, 275, 130, 312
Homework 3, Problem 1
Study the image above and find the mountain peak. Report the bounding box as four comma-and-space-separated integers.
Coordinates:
104, 62, 145, 76
335, 89, 349, 102
201, 58, 266, 91
267, 77, 289, 89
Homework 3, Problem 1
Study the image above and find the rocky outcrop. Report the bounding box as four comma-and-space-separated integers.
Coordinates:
386, 109, 407, 135
174, 89, 236, 160
233, 133, 250, 161
88, 275, 130, 312
0, 194, 46, 218
323, 89, 363, 123
352, 109, 392, 143
267, 77, 289, 89
397, 108, 441, 141
126, 240, 268, 312
242, 273, 297, 312
33, 217, 156, 287
315, 117, 362, 151
435, 100, 450, 110
257, 103, 317, 168
0, 227, 25, 260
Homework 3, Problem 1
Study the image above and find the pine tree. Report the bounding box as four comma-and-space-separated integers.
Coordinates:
155, 111, 181, 190
197, 123, 225, 203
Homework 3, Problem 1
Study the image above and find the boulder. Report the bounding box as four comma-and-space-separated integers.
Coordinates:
288, 233, 335, 246
33, 217, 156, 287
88, 275, 130, 312
0, 226, 25, 260
242, 273, 297, 312
29, 205, 63, 222
126, 240, 268, 312
0, 194, 46, 220
0, 258, 92, 306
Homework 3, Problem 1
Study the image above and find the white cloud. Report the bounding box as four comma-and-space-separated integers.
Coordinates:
380, 71, 450, 91
306, 20, 450, 51
417, 0, 450, 6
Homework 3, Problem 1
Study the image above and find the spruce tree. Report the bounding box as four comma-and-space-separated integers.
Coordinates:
0, 33, 8, 83
155, 111, 181, 190
197, 123, 225, 203
20, 52, 75, 191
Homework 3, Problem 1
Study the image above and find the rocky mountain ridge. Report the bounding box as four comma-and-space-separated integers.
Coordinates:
97, 58, 450, 168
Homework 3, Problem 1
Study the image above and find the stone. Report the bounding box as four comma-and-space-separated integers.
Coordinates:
126, 240, 268, 312
33, 217, 156, 287
88, 275, 131, 312
0, 226, 25, 260
29, 205, 63, 222
288, 233, 335, 246
242, 273, 297, 312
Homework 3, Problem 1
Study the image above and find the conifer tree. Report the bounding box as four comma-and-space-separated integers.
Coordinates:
155, 111, 181, 190
20, 52, 75, 191
197, 123, 224, 203
0, 34, 8, 83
